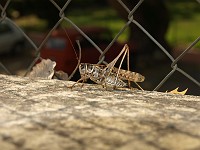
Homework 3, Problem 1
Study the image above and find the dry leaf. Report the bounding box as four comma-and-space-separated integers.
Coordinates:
54, 70, 69, 80
29, 59, 56, 79
167, 87, 188, 95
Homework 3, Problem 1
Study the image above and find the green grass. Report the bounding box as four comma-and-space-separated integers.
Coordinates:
167, 15, 200, 48
64, 3, 200, 49
166, 1, 200, 49
16, 15, 47, 32
63, 7, 129, 42
17, 2, 200, 49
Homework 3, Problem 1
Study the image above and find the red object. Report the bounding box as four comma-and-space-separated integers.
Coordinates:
40, 27, 125, 75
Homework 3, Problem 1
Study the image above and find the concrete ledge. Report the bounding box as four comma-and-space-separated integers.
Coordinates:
0, 74, 200, 150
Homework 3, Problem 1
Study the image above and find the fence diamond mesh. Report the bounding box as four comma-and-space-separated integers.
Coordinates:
0, 0, 200, 95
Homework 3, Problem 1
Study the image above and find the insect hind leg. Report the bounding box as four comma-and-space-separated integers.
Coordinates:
69, 76, 88, 89
112, 44, 130, 88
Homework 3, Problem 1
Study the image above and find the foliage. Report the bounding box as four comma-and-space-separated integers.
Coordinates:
7, 1, 200, 48
167, 87, 188, 95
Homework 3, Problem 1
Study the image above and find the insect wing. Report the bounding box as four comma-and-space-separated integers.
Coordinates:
112, 67, 145, 82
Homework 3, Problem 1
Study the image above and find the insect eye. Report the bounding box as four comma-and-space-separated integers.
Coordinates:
80, 64, 84, 69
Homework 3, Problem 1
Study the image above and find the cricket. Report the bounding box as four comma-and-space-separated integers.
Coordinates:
71, 44, 145, 90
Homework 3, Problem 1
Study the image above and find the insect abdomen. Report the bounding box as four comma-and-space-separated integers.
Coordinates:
112, 68, 145, 82
104, 74, 127, 87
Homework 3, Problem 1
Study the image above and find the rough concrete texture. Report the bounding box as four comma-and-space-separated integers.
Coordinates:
0, 74, 200, 150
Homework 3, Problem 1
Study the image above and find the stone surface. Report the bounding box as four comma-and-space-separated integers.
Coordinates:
0, 74, 200, 150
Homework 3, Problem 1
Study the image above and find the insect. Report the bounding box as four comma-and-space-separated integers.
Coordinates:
76, 63, 128, 88
72, 44, 145, 90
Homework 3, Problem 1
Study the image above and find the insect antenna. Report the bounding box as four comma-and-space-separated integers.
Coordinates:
62, 27, 82, 81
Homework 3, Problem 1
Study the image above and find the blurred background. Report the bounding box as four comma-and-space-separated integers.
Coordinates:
0, 0, 200, 95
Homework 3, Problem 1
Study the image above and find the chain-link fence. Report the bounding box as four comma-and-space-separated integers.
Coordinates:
0, 0, 200, 95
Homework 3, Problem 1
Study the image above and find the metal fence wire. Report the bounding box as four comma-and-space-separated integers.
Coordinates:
0, 0, 200, 94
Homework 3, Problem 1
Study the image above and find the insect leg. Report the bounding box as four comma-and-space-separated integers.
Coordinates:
112, 44, 129, 88
70, 76, 89, 89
